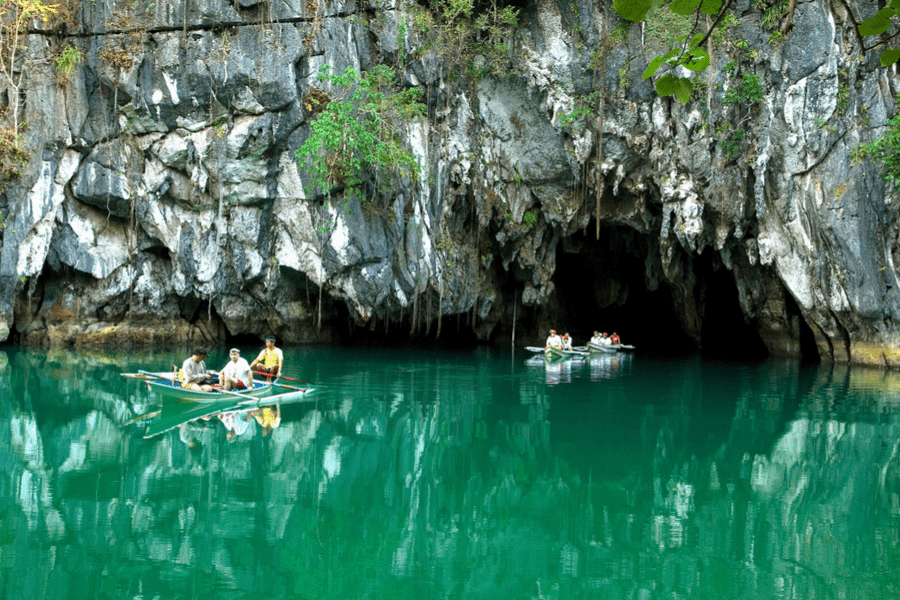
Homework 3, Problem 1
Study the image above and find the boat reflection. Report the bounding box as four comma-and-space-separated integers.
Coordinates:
136, 391, 301, 441
589, 352, 633, 380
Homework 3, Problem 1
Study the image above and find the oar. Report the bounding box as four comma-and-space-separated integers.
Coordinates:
124, 410, 161, 425
252, 370, 311, 385
270, 381, 308, 392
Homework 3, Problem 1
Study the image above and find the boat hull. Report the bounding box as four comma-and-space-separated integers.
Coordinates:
144, 376, 275, 402
587, 342, 616, 354
544, 346, 583, 360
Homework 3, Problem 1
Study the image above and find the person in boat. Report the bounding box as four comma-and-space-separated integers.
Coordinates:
545, 329, 562, 349
220, 348, 252, 391
562, 333, 573, 351
590, 331, 602, 345
610, 332, 621, 345
601, 332, 613, 346
250, 403, 281, 436
250, 335, 284, 381
181, 348, 214, 391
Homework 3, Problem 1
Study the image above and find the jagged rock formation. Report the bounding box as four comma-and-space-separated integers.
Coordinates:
2, 0, 900, 365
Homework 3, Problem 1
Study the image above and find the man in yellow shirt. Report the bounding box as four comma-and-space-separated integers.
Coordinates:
250, 335, 284, 381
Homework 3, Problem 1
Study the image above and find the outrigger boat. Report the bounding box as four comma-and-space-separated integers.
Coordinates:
122, 370, 284, 402
121, 370, 316, 439
586, 342, 636, 354
525, 346, 587, 360
542, 346, 587, 361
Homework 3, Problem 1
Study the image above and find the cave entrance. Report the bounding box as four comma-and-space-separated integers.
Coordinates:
694, 252, 769, 361
551, 227, 768, 359
551, 227, 694, 354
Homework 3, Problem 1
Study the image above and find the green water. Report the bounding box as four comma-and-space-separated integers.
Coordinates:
1, 346, 899, 599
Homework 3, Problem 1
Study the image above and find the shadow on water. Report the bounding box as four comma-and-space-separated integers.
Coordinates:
0, 346, 899, 599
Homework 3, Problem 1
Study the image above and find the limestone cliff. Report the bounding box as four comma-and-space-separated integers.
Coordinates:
1, 0, 899, 365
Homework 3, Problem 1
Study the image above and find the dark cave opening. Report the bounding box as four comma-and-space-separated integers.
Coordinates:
550, 228, 695, 354
695, 253, 769, 361
550, 228, 768, 360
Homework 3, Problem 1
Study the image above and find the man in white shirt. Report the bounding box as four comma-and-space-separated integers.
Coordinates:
562, 333, 573, 350
590, 331, 602, 345
545, 329, 562, 349
220, 348, 252, 390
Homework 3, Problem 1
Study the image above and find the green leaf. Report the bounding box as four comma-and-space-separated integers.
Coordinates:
612, 0, 653, 22
655, 74, 694, 104
699, 0, 722, 15
688, 32, 704, 48
881, 48, 900, 66
683, 47, 710, 71
643, 49, 680, 79
668, 0, 700, 16
859, 7, 895, 37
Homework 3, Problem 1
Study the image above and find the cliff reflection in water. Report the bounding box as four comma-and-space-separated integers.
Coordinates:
0, 347, 898, 599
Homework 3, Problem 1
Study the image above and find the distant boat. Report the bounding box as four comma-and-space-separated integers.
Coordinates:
587, 342, 636, 354
543, 346, 585, 361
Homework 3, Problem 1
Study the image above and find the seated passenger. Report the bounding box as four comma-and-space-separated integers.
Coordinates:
181, 348, 213, 391
220, 348, 252, 391
545, 329, 562, 349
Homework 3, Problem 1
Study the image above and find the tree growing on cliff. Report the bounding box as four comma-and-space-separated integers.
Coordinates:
296, 65, 426, 201
614, 0, 900, 103
0, 0, 58, 135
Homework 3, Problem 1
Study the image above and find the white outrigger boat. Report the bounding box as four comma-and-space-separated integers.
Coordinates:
525, 346, 587, 361
586, 342, 636, 354
122, 370, 314, 404
121, 370, 316, 439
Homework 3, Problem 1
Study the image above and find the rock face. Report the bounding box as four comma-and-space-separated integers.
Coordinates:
1, 0, 899, 365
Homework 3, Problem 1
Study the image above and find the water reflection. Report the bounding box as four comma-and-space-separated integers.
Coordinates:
588, 352, 633, 380
0, 348, 898, 599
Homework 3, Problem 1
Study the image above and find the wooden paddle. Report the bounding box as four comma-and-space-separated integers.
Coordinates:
252, 370, 311, 385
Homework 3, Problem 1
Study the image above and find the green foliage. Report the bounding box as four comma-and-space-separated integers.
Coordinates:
722, 73, 762, 106
56, 44, 82, 76
614, 1, 900, 102
558, 91, 601, 131
836, 82, 850, 114
296, 65, 425, 198
853, 111, 900, 188
0, 125, 29, 180
844, 3, 900, 66
710, 13, 739, 45
425, 0, 520, 82
759, 0, 789, 31
644, 5, 692, 47
523, 208, 539, 230
610, 23, 629, 45
714, 122, 744, 156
